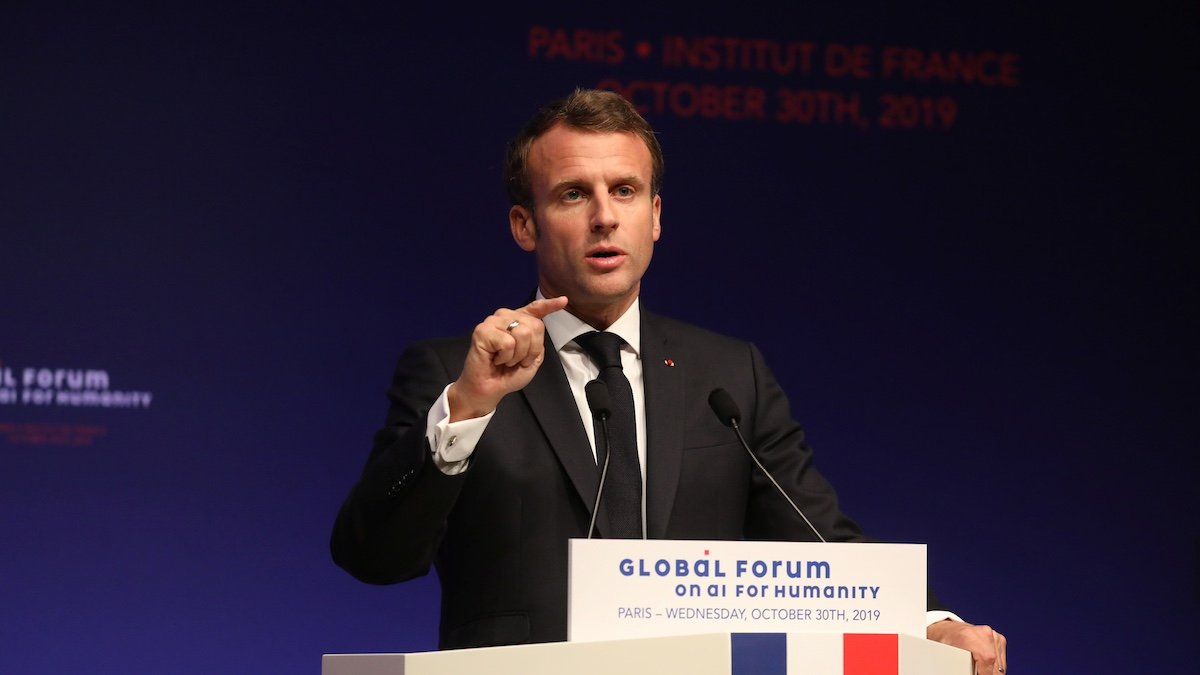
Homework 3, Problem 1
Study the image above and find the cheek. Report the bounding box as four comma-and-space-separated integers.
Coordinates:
543, 236, 581, 268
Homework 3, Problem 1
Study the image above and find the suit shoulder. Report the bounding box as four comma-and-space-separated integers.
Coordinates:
647, 312, 754, 353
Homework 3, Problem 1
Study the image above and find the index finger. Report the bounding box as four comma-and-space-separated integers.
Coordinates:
519, 295, 569, 319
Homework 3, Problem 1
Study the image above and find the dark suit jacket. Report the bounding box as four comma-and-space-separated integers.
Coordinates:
331, 308, 943, 649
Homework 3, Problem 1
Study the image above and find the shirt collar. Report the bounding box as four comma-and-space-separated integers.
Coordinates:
537, 289, 641, 357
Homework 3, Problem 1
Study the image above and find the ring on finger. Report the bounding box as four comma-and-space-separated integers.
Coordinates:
505, 320, 520, 332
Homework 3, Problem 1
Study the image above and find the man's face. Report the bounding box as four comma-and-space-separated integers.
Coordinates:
510, 123, 661, 323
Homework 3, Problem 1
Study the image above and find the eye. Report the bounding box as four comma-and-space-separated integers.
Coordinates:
614, 185, 635, 198
562, 188, 584, 202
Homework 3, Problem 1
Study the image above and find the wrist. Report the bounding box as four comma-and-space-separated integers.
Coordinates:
926, 618, 963, 641
447, 382, 498, 422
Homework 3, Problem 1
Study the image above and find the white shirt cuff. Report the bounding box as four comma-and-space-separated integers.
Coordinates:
425, 383, 493, 475
925, 610, 965, 627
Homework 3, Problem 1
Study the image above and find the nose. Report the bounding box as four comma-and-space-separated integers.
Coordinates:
590, 193, 619, 232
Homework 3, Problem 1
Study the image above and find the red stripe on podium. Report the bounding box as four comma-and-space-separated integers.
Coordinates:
843, 633, 898, 675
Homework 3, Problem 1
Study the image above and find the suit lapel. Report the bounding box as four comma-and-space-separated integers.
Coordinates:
641, 310, 685, 538
520, 333, 609, 534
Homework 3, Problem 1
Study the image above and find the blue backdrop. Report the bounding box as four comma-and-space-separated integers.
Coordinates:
2, 3, 1195, 672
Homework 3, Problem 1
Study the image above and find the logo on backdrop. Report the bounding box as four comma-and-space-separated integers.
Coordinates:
0, 362, 153, 409
0, 360, 153, 446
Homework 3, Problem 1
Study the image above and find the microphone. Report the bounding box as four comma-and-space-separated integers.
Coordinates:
585, 380, 613, 540
586, 378, 611, 419
707, 388, 827, 543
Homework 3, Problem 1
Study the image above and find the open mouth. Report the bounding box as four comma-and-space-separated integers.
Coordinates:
587, 247, 626, 259
585, 247, 627, 269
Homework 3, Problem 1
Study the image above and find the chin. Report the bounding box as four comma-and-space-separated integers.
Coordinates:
579, 291, 637, 311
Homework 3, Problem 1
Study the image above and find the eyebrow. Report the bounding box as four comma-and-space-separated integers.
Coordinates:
548, 175, 647, 194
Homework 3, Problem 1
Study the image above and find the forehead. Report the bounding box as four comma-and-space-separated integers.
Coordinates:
526, 124, 652, 189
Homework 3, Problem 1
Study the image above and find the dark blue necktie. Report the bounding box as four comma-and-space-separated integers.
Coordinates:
573, 331, 643, 538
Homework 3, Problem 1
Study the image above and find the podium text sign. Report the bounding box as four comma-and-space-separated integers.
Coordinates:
568, 539, 925, 642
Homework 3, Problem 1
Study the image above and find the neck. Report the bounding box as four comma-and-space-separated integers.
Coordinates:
537, 277, 641, 329
566, 296, 635, 331
538, 287, 637, 331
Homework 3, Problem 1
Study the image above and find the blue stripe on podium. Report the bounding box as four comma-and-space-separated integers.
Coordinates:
731, 633, 787, 675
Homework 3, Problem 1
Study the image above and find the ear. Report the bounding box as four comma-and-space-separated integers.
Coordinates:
510, 204, 537, 252
651, 193, 662, 242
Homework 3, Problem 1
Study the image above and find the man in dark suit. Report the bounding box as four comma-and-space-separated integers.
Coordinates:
331, 89, 1007, 673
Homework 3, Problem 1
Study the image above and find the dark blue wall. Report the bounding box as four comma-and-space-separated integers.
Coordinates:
2, 3, 1195, 672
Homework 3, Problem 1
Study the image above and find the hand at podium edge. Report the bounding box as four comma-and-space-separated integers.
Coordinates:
926, 619, 1008, 674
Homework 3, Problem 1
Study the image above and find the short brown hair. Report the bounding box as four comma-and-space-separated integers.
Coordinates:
504, 89, 664, 208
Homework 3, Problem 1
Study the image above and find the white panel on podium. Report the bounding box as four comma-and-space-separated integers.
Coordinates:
900, 633, 975, 673
323, 633, 730, 675
322, 633, 971, 675
787, 631, 842, 672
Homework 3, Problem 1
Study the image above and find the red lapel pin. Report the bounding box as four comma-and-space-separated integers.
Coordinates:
663, 358, 675, 367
